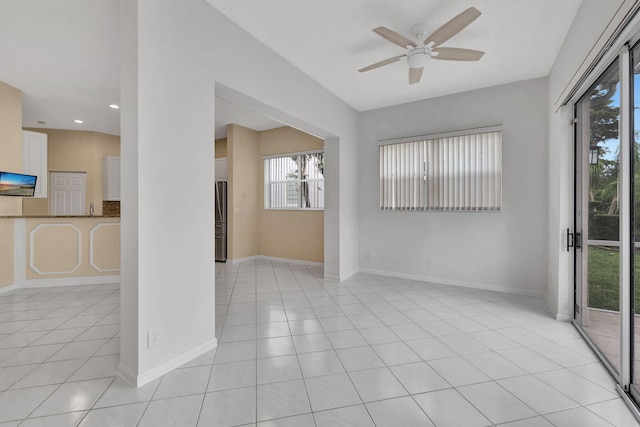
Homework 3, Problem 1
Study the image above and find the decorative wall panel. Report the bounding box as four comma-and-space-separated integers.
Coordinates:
30, 224, 81, 275
90, 223, 120, 272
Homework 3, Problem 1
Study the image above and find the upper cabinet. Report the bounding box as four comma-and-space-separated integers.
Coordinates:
22, 130, 48, 198
103, 156, 120, 201
215, 157, 228, 181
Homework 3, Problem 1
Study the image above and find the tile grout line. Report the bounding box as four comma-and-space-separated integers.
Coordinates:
0, 262, 637, 425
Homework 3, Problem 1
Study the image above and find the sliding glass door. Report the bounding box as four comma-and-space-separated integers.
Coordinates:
575, 60, 622, 376
631, 41, 640, 402
575, 37, 640, 405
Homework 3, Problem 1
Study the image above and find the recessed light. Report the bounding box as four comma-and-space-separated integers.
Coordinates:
74, 119, 83, 124
109, 104, 120, 109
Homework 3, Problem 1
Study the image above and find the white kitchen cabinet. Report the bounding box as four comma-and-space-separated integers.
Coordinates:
102, 156, 120, 201
22, 130, 48, 198
215, 157, 228, 181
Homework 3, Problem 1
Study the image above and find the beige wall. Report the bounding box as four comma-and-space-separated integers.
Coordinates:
22, 129, 120, 216
25, 217, 120, 279
258, 210, 324, 262
0, 81, 23, 216
225, 124, 324, 263
215, 138, 227, 159
0, 219, 14, 288
227, 124, 259, 259
257, 127, 324, 263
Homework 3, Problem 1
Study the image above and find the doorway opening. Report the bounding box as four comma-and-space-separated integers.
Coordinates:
214, 83, 338, 278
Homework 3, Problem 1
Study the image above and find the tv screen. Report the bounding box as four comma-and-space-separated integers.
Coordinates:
0, 171, 37, 197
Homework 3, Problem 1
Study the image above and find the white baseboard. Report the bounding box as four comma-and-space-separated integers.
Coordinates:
116, 362, 138, 387
258, 255, 323, 267
21, 275, 120, 288
134, 339, 218, 387
545, 295, 556, 320
229, 256, 259, 264
340, 269, 358, 282
0, 283, 18, 295
359, 267, 546, 298
230, 255, 323, 267
545, 294, 571, 321
0, 275, 120, 295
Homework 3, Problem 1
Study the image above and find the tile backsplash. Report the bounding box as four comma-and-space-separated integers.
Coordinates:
102, 201, 120, 217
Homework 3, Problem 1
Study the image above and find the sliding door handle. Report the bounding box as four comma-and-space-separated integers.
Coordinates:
566, 228, 582, 251
567, 228, 574, 252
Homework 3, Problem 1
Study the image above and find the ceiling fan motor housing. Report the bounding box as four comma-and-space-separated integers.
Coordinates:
407, 46, 432, 68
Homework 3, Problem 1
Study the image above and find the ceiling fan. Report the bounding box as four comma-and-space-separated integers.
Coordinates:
358, 7, 485, 85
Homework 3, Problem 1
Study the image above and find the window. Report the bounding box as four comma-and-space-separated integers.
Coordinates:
265, 151, 324, 210
379, 128, 502, 211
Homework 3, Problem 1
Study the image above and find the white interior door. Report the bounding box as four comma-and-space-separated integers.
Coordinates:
50, 172, 87, 216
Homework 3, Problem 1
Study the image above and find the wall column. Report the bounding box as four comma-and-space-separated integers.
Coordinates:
119, 0, 217, 386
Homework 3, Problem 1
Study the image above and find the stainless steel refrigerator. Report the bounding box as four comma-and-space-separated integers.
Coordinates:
215, 181, 227, 262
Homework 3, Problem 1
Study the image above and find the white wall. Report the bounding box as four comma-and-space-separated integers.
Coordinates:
118, 0, 635, 386
120, 0, 359, 385
120, 0, 219, 385
547, 0, 635, 319
119, 0, 139, 383
358, 78, 549, 297
200, 2, 360, 280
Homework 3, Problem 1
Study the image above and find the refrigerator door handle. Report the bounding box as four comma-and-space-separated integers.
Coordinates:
215, 182, 222, 222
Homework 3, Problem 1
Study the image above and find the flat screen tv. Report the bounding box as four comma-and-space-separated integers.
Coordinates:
0, 171, 37, 197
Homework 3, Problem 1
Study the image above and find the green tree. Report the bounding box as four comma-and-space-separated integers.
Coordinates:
589, 86, 619, 196
589, 85, 619, 146
587, 84, 620, 240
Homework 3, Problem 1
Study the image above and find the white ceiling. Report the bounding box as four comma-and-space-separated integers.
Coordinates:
208, 0, 583, 111
215, 98, 284, 139
0, 0, 121, 135
0, 0, 583, 137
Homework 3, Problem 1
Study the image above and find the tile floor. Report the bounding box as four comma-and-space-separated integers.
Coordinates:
0, 260, 638, 426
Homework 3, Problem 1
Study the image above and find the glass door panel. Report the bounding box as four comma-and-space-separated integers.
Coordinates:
631, 41, 640, 398
575, 60, 621, 375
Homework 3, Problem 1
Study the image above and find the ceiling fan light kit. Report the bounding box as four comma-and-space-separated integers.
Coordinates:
406, 46, 433, 68
359, 7, 485, 85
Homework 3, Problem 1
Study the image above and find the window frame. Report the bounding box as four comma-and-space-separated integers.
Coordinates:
264, 149, 325, 211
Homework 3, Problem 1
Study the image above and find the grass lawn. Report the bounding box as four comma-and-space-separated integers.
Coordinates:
587, 245, 640, 312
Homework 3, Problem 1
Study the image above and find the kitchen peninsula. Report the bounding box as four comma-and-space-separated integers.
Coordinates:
0, 214, 120, 290
0, 80, 122, 291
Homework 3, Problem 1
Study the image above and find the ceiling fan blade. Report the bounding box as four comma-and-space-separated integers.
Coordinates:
358, 54, 406, 72
373, 27, 417, 49
409, 67, 423, 85
423, 7, 481, 47
431, 47, 484, 61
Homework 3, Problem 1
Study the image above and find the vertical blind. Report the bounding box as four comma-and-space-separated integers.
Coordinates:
379, 130, 502, 211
